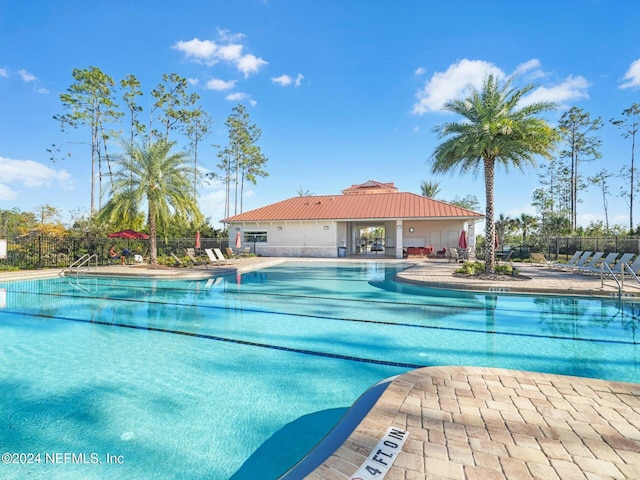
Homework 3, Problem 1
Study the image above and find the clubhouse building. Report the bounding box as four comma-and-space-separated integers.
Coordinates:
222, 180, 484, 259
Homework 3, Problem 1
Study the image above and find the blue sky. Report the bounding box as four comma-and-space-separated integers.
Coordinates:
2, 0, 640, 230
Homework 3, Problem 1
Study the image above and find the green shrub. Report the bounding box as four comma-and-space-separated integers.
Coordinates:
0, 264, 20, 272
495, 265, 514, 275
455, 261, 484, 275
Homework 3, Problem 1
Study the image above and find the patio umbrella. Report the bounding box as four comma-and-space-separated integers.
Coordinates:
458, 230, 468, 249
195, 231, 201, 249
107, 229, 149, 253
107, 229, 149, 240
235, 230, 242, 249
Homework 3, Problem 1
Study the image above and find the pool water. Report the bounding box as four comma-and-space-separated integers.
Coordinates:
1, 261, 639, 479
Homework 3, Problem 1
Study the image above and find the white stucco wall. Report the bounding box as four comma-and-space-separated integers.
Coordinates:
399, 220, 469, 251
231, 221, 340, 257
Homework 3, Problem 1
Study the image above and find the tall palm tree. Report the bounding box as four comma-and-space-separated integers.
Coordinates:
420, 179, 441, 198
432, 74, 558, 273
495, 213, 513, 249
98, 139, 203, 266
513, 213, 538, 247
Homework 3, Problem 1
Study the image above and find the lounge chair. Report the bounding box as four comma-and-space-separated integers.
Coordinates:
549, 251, 583, 269
579, 252, 619, 274
610, 253, 635, 275
562, 251, 593, 271
496, 250, 513, 264
170, 253, 184, 266
225, 247, 238, 258
184, 248, 209, 267
436, 247, 447, 258
448, 247, 464, 263
205, 248, 231, 266
214, 248, 236, 263
239, 247, 251, 257
622, 256, 640, 276
528, 253, 549, 266
573, 251, 604, 271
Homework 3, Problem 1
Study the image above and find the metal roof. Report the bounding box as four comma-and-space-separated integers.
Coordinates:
222, 191, 484, 223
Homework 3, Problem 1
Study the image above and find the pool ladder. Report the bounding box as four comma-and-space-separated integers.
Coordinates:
59, 253, 98, 276
600, 262, 640, 296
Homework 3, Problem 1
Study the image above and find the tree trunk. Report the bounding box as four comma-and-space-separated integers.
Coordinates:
148, 202, 157, 266
484, 157, 496, 273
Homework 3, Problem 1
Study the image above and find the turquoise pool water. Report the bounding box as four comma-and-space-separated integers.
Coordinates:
1, 261, 639, 479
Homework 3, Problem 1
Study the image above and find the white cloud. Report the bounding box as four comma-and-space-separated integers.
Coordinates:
413, 58, 589, 114
272, 73, 304, 87
36, 87, 49, 94
217, 27, 245, 43
522, 75, 589, 106
0, 68, 8, 78
0, 156, 72, 189
0, 183, 17, 200
225, 92, 257, 106
272, 74, 292, 86
236, 54, 268, 78
206, 78, 236, 91
199, 185, 227, 225
414, 67, 426, 76
620, 59, 640, 89
514, 59, 541, 76
226, 92, 246, 101
173, 38, 218, 64
17, 69, 36, 82
412, 59, 504, 114
217, 43, 244, 61
173, 31, 267, 77
187, 77, 199, 85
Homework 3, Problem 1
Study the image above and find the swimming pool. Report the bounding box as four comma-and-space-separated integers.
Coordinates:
1, 261, 639, 479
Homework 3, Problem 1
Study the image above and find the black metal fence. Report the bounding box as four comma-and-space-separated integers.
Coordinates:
2, 234, 640, 269
495, 236, 640, 261
0, 235, 230, 270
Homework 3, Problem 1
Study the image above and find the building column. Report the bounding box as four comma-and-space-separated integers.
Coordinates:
396, 220, 403, 259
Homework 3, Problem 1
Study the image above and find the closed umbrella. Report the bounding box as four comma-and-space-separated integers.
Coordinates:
195, 231, 201, 249
458, 230, 468, 249
235, 231, 242, 249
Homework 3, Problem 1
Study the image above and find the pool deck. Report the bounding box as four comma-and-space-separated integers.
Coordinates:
3, 257, 640, 479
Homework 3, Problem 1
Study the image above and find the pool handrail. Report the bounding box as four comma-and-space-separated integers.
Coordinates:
60, 253, 98, 276
600, 261, 621, 295
621, 262, 640, 290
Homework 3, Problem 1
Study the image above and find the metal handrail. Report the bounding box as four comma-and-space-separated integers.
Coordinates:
600, 262, 622, 295
621, 262, 640, 290
59, 253, 98, 276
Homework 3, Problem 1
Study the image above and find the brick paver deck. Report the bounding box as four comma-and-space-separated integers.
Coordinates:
308, 366, 640, 480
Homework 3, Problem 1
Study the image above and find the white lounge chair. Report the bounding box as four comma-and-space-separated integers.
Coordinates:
562, 251, 593, 271
622, 256, 640, 276
573, 251, 604, 272
580, 252, 618, 274
214, 248, 237, 263
205, 248, 227, 266
611, 253, 635, 275
550, 251, 583, 269
184, 248, 209, 267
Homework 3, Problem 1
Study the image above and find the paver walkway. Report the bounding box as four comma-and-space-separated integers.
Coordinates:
308, 366, 640, 480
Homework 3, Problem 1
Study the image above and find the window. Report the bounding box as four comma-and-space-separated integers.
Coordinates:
243, 231, 267, 243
